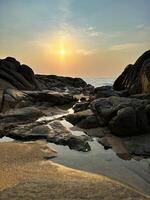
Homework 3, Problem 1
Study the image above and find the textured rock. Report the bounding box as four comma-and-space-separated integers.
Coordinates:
94, 86, 119, 98
36, 74, 88, 90
113, 50, 150, 94
0, 89, 76, 112
27, 91, 76, 106
0, 57, 36, 90
65, 109, 99, 129
0, 107, 44, 123
73, 101, 89, 112
91, 96, 150, 136
0, 57, 90, 93
1, 119, 90, 152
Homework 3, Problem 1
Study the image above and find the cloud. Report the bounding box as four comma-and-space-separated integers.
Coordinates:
83, 26, 100, 37
89, 31, 99, 37
136, 24, 145, 29
76, 48, 97, 55
109, 42, 148, 51
87, 26, 94, 31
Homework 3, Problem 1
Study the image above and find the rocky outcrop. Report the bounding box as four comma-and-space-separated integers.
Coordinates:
113, 50, 150, 94
36, 74, 88, 91
0, 89, 76, 112
91, 96, 150, 136
0, 88, 90, 152
65, 109, 99, 129
1, 119, 90, 152
0, 57, 36, 90
0, 57, 90, 93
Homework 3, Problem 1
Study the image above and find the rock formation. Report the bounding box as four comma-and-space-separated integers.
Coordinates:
1, 52, 150, 159
113, 50, 150, 94
0, 57, 91, 93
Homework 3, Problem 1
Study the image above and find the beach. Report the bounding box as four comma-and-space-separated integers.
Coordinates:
0, 140, 149, 200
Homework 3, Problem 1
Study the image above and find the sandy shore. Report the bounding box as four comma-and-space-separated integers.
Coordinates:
0, 140, 149, 200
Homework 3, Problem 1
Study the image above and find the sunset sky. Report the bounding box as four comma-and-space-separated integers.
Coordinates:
0, 0, 150, 77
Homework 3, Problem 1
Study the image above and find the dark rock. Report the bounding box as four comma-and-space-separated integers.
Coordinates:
1, 89, 26, 112
0, 89, 76, 112
65, 109, 93, 125
0, 90, 4, 111
0, 107, 44, 123
84, 127, 110, 137
113, 50, 150, 94
77, 115, 99, 129
65, 135, 91, 152
98, 133, 150, 159
35, 74, 89, 92
65, 109, 99, 129
27, 91, 76, 106
0, 57, 36, 90
91, 96, 150, 136
0, 57, 90, 93
98, 137, 112, 150
94, 86, 118, 98
109, 107, 137, 136
73, 101, 89, 112
3, 120, 90, 152
123, 134, 150, 157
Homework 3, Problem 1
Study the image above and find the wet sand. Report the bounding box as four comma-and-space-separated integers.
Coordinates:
0, 140, 149, 200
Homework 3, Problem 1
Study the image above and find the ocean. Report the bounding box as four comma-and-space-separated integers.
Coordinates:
84, 77, 115, 87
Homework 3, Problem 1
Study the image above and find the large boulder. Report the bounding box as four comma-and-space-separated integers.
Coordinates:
65, 109, 99, 129
0, 57, 36, 90
91, 96, 150, 136
1, 119, 90, 152
0, 57, 89, 92
113, 50, 150, 94
26, 91, 76, 106
35, 74, 87, 90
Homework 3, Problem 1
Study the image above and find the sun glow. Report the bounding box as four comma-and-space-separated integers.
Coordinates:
59, 49, 66, 56
44, 32, 80, 64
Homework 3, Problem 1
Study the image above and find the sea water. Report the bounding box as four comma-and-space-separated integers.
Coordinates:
84, 77, 115, 87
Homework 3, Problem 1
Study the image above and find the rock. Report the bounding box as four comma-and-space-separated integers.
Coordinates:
113, 50, 150, 94
65, 109, 99, 129
27, 91, 76, 106
98, 137, 112, 150
0, 57, 36, 90
98, 133, 150, 159
82, 84, 95, 95
0, 57, 90, 93
0, 90, 3, 111
84, 127, 110, 138
73, 101, 89, 112
3, 120, 90, 152
0, 89, 77, 112
35, 74, 90, 94
36, 74, 87, 89
45, 120, 91, 152
0, 106, 44, 124
98, 135, 132, 160
65, 109, 93, 125
94, 86, 119, 98
123, 134, 150, 157
64, 135, 91, 152
109, 107, 137, 136
77, 115, 99, 129
91, 96, 150, 136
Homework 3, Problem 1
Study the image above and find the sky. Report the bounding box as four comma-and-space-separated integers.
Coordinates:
0, 0, 150, 77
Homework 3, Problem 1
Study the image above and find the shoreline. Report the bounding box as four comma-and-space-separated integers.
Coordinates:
0, 140, 149, 200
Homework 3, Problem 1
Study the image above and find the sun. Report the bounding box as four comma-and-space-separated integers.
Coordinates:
59, 49, 66, 56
